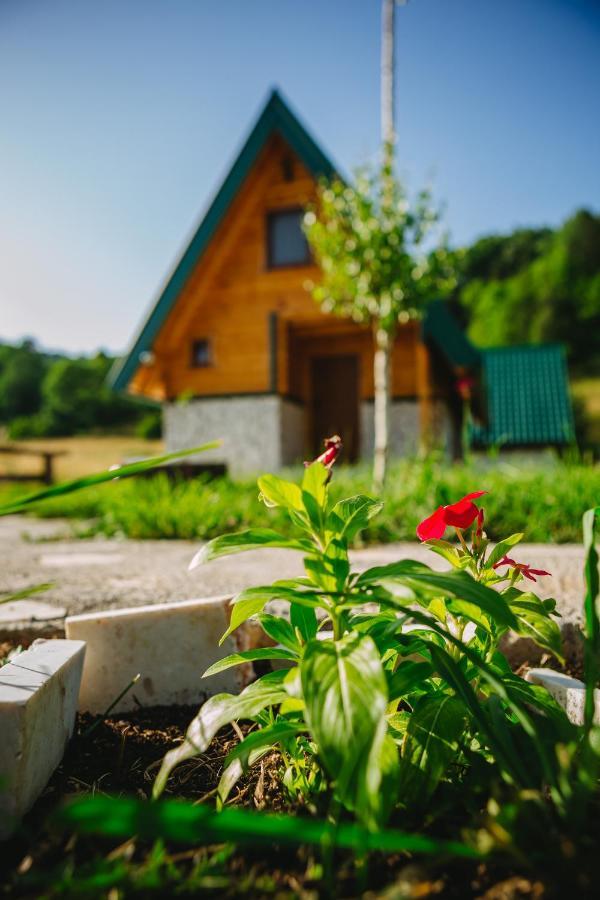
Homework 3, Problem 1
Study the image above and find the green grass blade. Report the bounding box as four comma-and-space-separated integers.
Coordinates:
0, 442, 221, 516
0, 583, 54, 605
56, 794, 481, 858
583, 507, 600, 732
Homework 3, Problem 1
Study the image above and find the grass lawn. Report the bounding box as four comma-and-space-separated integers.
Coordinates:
0, 434, 164, 481
2, 446, 598, 544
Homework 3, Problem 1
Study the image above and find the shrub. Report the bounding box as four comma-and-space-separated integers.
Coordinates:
135, 410, 162, 440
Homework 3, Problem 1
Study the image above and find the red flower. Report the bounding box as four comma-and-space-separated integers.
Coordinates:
416, 491, 486, 541
305, 434, 342, 471
492, 555, 551, 583
456, 375, 475, 400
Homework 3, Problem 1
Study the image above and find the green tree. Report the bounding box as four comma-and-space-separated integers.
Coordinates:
455, 209, 600, 373
0, 342, 47, 422
304, 0, 455, 490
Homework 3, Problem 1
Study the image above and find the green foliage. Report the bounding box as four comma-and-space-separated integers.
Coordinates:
57, 793, 479, 857
0, 442, 220, 517
453, 209, 600, 373
153, 458, 575, 839
0, 342, 47, 421
303, 166, 455, 332
18, 456, 600, 545
135, 409, 163, 439
0, 339, 154, 436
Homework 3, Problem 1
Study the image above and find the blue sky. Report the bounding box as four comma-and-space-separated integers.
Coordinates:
1, 0, 598, 354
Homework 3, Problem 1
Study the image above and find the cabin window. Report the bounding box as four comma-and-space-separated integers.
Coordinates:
191, 339, 212, 367
266, 209, 310, 268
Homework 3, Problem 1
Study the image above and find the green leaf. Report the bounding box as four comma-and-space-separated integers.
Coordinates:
217, 720, 305, 806
398, 693, 468, 805
257, 474, 303, 511
301, 632, 393, 827
500, 673, 573, 736
290, 603, 319, 642
302, 461, 329, 506
220, 584, 323, 645
0, 442, 221, 516
57, 794, 481, 857
353, 725, 400, 829
387, 660, 434, 700
256, 614, 301, 652
190, 529, 309, 569
486, 533, 524, 569
423, 539, 464, 569
203, 648, 298, 678
505, 590, 563, 660
357, 560, 518, 630
445, 598, 492, 634
583, 507, 600, 731
224, 721, 305, 771
328, 495, 384, 542
217, 745, 271, 808
153, 671, 288, 798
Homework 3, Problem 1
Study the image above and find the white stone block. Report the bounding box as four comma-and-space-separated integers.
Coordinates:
0, 639, 85, 839
65, 596, 253, 714
525, 667, 600, 726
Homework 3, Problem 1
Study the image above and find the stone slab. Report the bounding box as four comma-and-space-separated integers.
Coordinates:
0, 639, 86, 839
0, 599, 66, 625
65, 596, 252, 714
525, 667, 600, 726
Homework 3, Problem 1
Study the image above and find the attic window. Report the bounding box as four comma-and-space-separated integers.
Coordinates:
281, 156, 294, 182
191, 339, 211, 368
267, 208, 310, 268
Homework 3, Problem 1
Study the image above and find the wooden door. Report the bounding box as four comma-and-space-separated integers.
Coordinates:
310, 355, 359, 462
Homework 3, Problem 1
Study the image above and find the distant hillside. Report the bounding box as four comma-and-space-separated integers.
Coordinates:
451, 208, 600, 375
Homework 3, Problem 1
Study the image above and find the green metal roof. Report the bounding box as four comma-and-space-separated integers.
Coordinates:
471, 344, 574, 447
422, 300, 481, 369
110, 88, 337, 392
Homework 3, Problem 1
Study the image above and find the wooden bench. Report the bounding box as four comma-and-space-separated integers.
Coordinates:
0, 445, 67, 485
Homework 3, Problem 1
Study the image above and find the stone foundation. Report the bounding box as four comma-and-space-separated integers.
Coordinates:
359, 400, 420, 459
166, 394, 454, 473
164, 395, 305, 475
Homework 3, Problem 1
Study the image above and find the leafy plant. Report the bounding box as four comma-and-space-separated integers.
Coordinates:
155, 443, 568, 833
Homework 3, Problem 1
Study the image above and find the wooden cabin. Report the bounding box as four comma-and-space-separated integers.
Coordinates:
111, 90, 573, 472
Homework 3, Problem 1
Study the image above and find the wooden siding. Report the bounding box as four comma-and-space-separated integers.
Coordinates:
129, 132, 423, 403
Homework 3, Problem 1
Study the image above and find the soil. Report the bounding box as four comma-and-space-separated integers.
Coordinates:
1, 705, 552, 900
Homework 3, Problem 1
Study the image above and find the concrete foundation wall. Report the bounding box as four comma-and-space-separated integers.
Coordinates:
164, 395, 305, 475
360, 400, 420, 459
280, 399, 305, 466
165, 395, 454, 473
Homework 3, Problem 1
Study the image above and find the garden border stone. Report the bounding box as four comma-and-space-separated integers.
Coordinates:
65, 596, 262, 714
525, 667, 600, 725
0, 638, 86, 839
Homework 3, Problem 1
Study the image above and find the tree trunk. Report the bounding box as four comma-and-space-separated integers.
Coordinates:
373, 322, 393, 494
381, 0, 396, 150
373, 0, 397, 493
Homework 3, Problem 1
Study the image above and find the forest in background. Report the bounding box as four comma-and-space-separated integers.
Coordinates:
450, 208, 600, 374
0, 207, 598, 443
0, 345, 160, 440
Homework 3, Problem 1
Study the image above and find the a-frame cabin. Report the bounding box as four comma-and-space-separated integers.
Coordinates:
111, 89, 572, 472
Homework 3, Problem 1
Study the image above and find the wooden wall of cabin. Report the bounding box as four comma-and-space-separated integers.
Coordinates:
128, 131, 424, 407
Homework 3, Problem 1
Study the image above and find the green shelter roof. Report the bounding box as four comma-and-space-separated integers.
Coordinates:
471, 344, 574, 447
110, 88, 337, 392
422, 300, 481, 369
